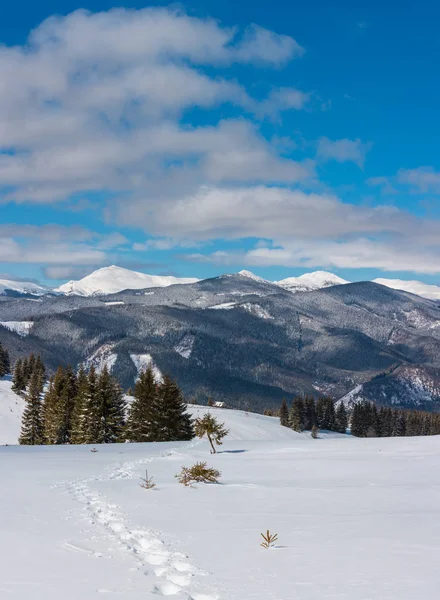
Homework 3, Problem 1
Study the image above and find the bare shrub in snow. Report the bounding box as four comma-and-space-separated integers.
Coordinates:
176, 462, 221, 486
139, 470, 156, 489
260, 530, 278, 549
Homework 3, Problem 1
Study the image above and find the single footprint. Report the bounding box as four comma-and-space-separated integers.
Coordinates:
153, 581, 181, 596
167, 572, 192, 587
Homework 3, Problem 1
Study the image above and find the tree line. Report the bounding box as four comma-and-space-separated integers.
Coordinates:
350, 402, 440, 438
279, 396, 348, 434
15, 353, 193, 446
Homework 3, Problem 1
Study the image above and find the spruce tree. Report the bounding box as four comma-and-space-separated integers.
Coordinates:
125, 366, 158, 442
304, 395, 317, 430
335, 403, 348, 434
0, 342, 10, 377
279, 398, 289, 427
19, 369, 44, 445
12, 358, 26, 394
155, 375, 194, 442
95, 366, 126, 444
81, 365, 100, 444
70, 365, 89, 444
42, 376, 60, 444
321, 398, 336, 431
289, 397, 305, 432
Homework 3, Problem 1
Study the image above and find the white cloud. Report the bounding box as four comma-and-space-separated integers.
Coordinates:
124, 184, 435, 242
317, 137, 372, 167
188, 238, 440, 274
0, 225, 127, 266
0, 8, 307, 205
397, 167, 440, 193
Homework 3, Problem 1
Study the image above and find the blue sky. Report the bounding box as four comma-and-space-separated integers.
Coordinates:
1, 1, 440, 285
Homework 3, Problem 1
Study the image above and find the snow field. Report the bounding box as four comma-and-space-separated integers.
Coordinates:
1, 401, 440, 599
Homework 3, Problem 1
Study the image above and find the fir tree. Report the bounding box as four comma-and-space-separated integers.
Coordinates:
155, 375, 194, 442
70, 365, 89, 444
95, 366, 126, 444
125, 366, 158, 442
19, 369, 44, 445
12, 358, 26, 394
279, 398, 289, 427
335, 403, 348, 434
0, 342, 10, 377
289, 397, 305, 432
42, 375, 59, 444
81, 365, 100, 444
304, 395, 317, 430
320, 398, 336, 431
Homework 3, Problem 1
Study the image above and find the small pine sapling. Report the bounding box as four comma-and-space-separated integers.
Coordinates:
176, 462, 221, 486
260, 530, 278, 549
194, 413, 229, 454
139, 470, 156, 489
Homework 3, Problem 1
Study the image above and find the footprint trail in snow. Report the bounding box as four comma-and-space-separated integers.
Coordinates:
66, 447, 220, 600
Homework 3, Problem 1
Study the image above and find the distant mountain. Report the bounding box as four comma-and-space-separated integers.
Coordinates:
2, 275, 440, 411
236, 270, 270, 284
54, 265, 199, 296
0, 278, 49, 297
276, 271, 349, 292
373, 278, 440, 301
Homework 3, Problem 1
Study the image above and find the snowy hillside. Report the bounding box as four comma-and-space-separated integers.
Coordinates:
1, 404, 439, 599
0, 277, 49, 296
54, 265, 199, 296
0, 378, 25, 445
373, 278, 440, 300
276, 270, 349, 292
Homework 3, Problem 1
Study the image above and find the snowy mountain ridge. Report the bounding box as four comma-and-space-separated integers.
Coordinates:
275, 271, 350, 292
54, 265, 199, 296
3, 265, 440, 300
0, 278, 49, 297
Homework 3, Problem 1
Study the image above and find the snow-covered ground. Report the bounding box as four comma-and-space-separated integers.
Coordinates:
0, 377, 25, 444
0, 321, 34, 337
1, 390, 440, 599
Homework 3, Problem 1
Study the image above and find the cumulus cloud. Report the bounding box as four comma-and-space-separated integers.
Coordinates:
0, 8, 307, 205
317, 137, 372, 167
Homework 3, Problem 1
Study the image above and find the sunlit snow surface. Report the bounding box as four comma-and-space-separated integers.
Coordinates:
1, 385, 439, 599
0, 321, 34, 337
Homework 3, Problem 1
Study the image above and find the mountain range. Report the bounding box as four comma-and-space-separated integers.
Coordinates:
2, 265, 440, 301
1, 268, 440, 412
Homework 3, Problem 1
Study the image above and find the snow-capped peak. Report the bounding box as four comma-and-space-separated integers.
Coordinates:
276, 271, 350, 293
237, 270, 269, 283
0, 278, 49, 297
54, 265, 199, 297
372, 278, 440, 301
